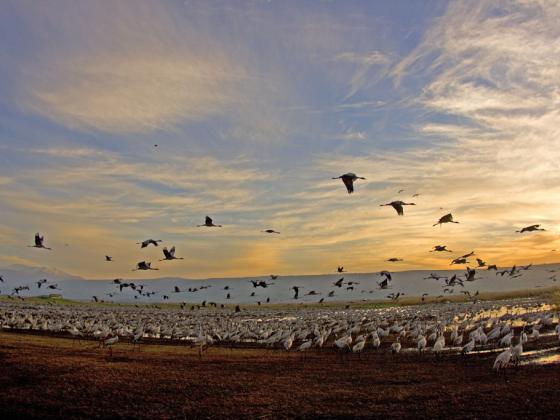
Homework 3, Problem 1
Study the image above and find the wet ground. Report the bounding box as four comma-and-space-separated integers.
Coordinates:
1, 332, 559, 419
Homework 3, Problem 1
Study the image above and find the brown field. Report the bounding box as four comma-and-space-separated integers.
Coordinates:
1, 332, 559, 419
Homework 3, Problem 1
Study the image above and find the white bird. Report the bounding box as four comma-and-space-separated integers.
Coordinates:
352, 340, 366, 354
298, 340, 313, 352
493, 347, 512, 372
391, 337, 401, 354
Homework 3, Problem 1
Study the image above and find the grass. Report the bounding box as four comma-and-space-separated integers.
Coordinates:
1, 286, 558, 310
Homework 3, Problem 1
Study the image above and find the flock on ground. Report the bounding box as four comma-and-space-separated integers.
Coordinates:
0, 172, 553, 305
0, 297, 558, 372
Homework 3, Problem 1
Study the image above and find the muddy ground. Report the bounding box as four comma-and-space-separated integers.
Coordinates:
0, 332, 559, 419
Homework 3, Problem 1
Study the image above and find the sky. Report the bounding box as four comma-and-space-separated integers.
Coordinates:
1, 0, 560, 280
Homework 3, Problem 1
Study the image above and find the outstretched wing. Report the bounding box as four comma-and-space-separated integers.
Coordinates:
35, 233, 42, 247
205, 216, 213, 225
341, 176, 354, 193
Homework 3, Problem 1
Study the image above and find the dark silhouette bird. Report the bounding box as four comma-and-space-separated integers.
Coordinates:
460, 251, 475, 258
378, 278, 389, 289
319, 298, 324, 303
173, 286, 181, 293
412, 193, 420, 197
198, 216, 222, 227
386, 257, 403, 262
306, 290, 320, 296
105, 255, 113, 262
465, 267, 476, 282
292, 286, 302, 299
262, 229, 280, 234
270, 275, 278, 280
520, 263, 533, 270
226, 293, 231, 299
487, 264, 497, 270
333, 277, 344, 287
430, 245, 452, 252
332, 172, 366, 194
433, 213, 459, 227
380, 201, 415, 216
113, 278, 123, 284
36, 278, 48, 288
388, 292, 403, 301
476, 258, 486, 267
327, 290, 335, 297
160, 246, 184, 261
337, 266, 345, 273
378, 270, 392, 281
133, 261, 158, 271
92, 296, 99, 302
137, 239, 162, 248
451, 257, 469, 265
29, 233, 52, 250
516, 224, 545, 233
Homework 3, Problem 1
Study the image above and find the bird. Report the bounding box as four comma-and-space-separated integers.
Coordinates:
487, 264, 497, 270
270, 275, 278, 280
160, 246, 184, 261
105, 256, 113, 262
430, 245, 452, 252
262, 229, 280, 234
516, 224, 545, 233
332, 172, 366, 194
391, 338, 401, 354
476, 258, 486, 267
0, 275, 4, 282
337, 266, 345, 273
36, 278, 48, 288
292, 286, 302, 299
451, 257, 468, 265
333, 278, 344, 287
378, 278, 389, 289
198, 216, 222, 227
103, 335, 119, 357
493, 347, 512, 372
433, 213, 459, 227
386, 257, 403, 262
380, 201, 416, 216
137, 239, 162, 248
133, 261, 158, 271
29, 233, 52, 250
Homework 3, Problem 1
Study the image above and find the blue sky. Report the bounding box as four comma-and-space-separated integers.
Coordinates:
1, 0, 559, 279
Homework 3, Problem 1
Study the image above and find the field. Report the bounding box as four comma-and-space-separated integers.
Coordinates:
1, 331, 559, 419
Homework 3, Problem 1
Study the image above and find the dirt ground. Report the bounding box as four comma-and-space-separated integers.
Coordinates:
1, 332, 559, 419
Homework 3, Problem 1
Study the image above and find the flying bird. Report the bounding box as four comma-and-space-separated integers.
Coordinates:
29, 233, 52, 250
137, 239, 162, 248
337, 266, 345, 273
516, 224, 545, 233
332, 172, 366, 194
105, 256, 113, 262
386, 257, 403, 262
133, 261, 158, 271
433, 213, 459, 227
430, 245, 452, 252
262, 229, 280, 234
198, 216, 222, 227
380, 201, 416, 216
160, 246, 184, 261
333, 277, 344, 287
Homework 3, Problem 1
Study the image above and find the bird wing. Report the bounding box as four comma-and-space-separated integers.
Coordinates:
169, 246, 176, 256
35, 233, 42, 246
341, 176, 354, 193
205, 216, 212, 225
392, 202, 404, 215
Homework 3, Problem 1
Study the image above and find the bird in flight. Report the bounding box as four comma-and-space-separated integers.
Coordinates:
262, 229, 280, 234
380, 201, 416, 216
430, 245, 452, 252
433, 213, 459, 227
133, 261, 159, 271
386, 257, 403, 262
29, 233, 52, 250
105, 256, 113, 262
137, 239, 162, 248
516, 224, 545, 233
198, 216, 222, 227
332, 172, 366, 194
337, 266, 345, 273
160, 246, 184, 261
333, 277, 344, 287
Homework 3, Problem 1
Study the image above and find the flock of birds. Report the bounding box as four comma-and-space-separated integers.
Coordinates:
1, 171, 559, 371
